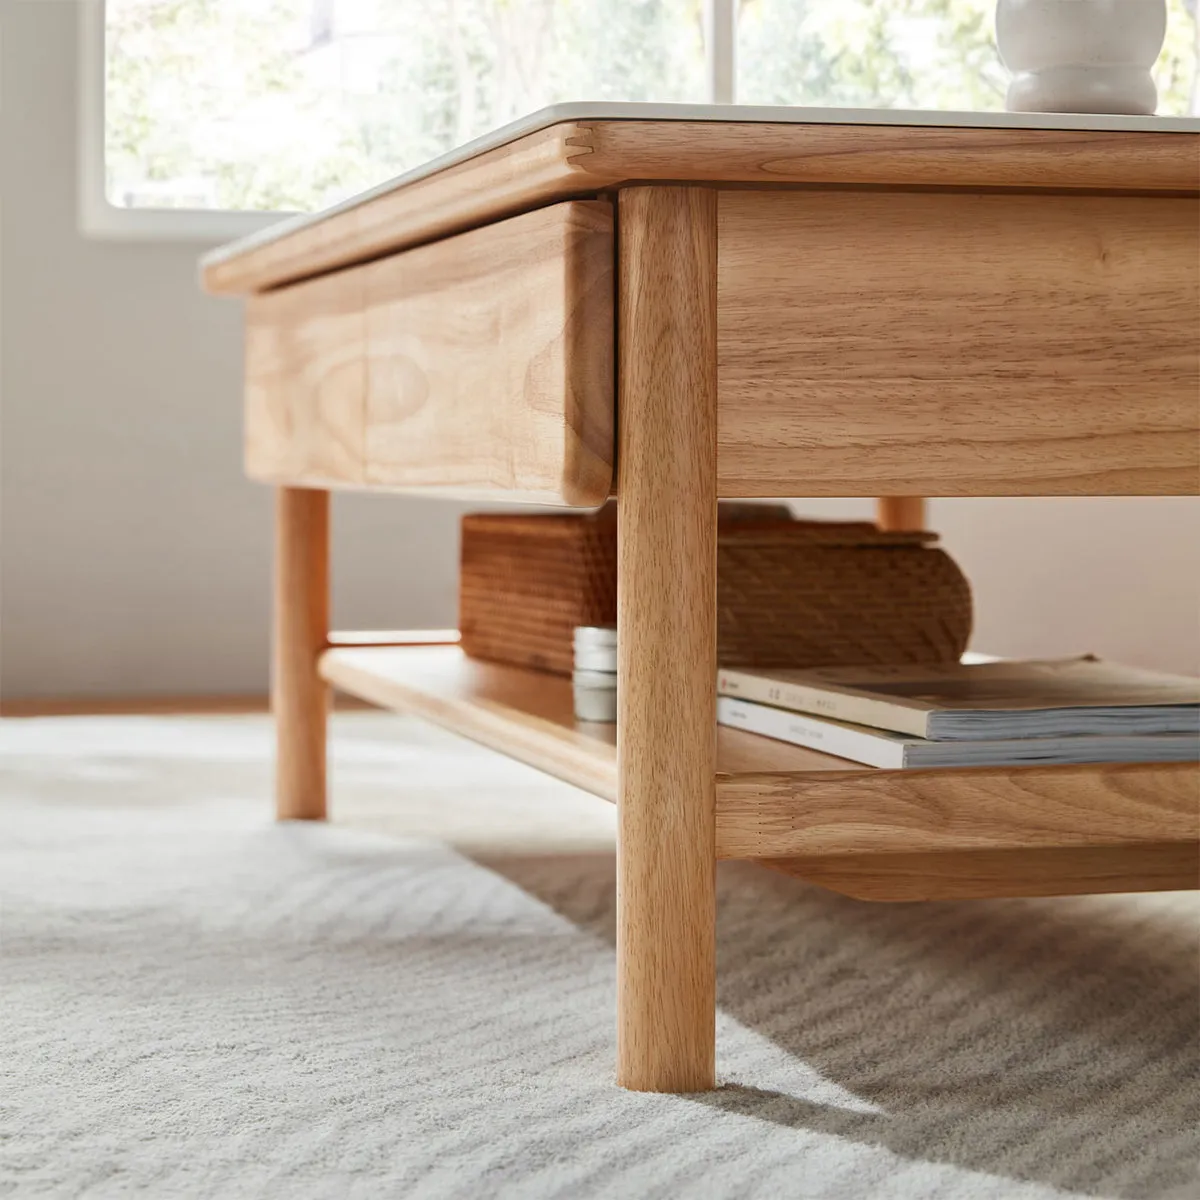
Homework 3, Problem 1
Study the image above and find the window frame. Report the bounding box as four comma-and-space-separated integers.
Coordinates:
79, 0, 290, 241
79, 0, 736, 241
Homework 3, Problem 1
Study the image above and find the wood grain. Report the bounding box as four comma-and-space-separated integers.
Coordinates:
320, 644, 620, 800
616, 187, 719, 1092
243, 201, 614, 503
877, 497, 927, 532
318, 642, 1198, 898
318, 643, 857, 802
245, 270, 366, 486
766, 842, 1200, 901
204, 121, 588, 296
584, 119, 1200, 194
274, 488, 330, 820
203, 119, 1200, 295
717, 189, 1200, 496
717, 763, 1199, 859
364, 201, 613, 505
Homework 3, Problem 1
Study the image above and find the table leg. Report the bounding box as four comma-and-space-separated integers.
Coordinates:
273, 486, 329, 821
616, 187, 718, 1092
877, 496, 927, 532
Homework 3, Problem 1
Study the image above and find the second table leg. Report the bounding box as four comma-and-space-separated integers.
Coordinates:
877, 496, 927, 532
273, 485, 330, 821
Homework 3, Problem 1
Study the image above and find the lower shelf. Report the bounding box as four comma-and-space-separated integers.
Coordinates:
320, 640, 1199, 900
765, 843, 1198, 901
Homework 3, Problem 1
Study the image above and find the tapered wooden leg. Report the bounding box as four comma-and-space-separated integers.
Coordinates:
616, 187, 718, 1092
274, 486, 329, 821
877, 496, 927, 532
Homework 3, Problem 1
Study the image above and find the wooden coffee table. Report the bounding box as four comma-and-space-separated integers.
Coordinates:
203, 103, 1200, 1093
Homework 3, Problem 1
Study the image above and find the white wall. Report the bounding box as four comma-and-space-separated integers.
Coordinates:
1, 0, 464, 699
2, 0, 1196, 700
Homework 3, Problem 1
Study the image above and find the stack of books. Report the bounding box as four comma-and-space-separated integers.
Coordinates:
716, 657, 1200, 769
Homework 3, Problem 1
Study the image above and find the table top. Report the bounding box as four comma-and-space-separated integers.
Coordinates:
202, 101, 1200, 296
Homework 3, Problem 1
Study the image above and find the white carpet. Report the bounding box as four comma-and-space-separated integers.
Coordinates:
1, 712, 1197, 1200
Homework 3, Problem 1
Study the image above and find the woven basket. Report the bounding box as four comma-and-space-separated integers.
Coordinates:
459, 508, 972, 676
715, 518, 972, 669
460, 511, 617, 676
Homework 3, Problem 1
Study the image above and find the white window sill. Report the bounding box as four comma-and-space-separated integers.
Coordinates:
78, 2, 296, 245
79, 199, 295, 244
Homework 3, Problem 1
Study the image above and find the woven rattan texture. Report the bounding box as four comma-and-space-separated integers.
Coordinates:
459, 513, 972, 676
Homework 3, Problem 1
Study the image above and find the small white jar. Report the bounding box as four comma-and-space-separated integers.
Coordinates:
573, 669, 617, 723
996, 0, 1167, 115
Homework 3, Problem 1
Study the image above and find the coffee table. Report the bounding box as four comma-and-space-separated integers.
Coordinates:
203, 103, 1200, 1093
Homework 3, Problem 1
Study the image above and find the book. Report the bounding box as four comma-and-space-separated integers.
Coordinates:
716, 657, 1200, 741
716, 696, 1200, 770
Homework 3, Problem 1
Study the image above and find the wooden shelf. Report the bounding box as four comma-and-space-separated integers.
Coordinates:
320, 641, 1199, 901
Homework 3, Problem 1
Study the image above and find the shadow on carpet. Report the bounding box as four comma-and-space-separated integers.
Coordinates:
478, 851, 1200, 1200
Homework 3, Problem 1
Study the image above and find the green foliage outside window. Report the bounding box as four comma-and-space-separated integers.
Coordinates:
105, 0, 1199, 213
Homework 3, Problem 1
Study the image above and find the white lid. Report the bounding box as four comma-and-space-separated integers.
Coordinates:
573, 669, 618, 689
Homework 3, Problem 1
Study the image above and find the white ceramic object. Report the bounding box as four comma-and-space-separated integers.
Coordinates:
996, 0, 1167, 115
574, 625, 618, 673
573, 670, 617, 723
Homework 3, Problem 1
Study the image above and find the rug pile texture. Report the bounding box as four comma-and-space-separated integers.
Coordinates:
2, 713, 1196, 1198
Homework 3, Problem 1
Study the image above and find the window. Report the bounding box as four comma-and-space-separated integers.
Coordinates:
82, 0, 1199, 238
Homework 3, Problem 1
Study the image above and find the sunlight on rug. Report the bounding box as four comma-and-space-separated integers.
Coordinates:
2, 712, 1197, 1199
